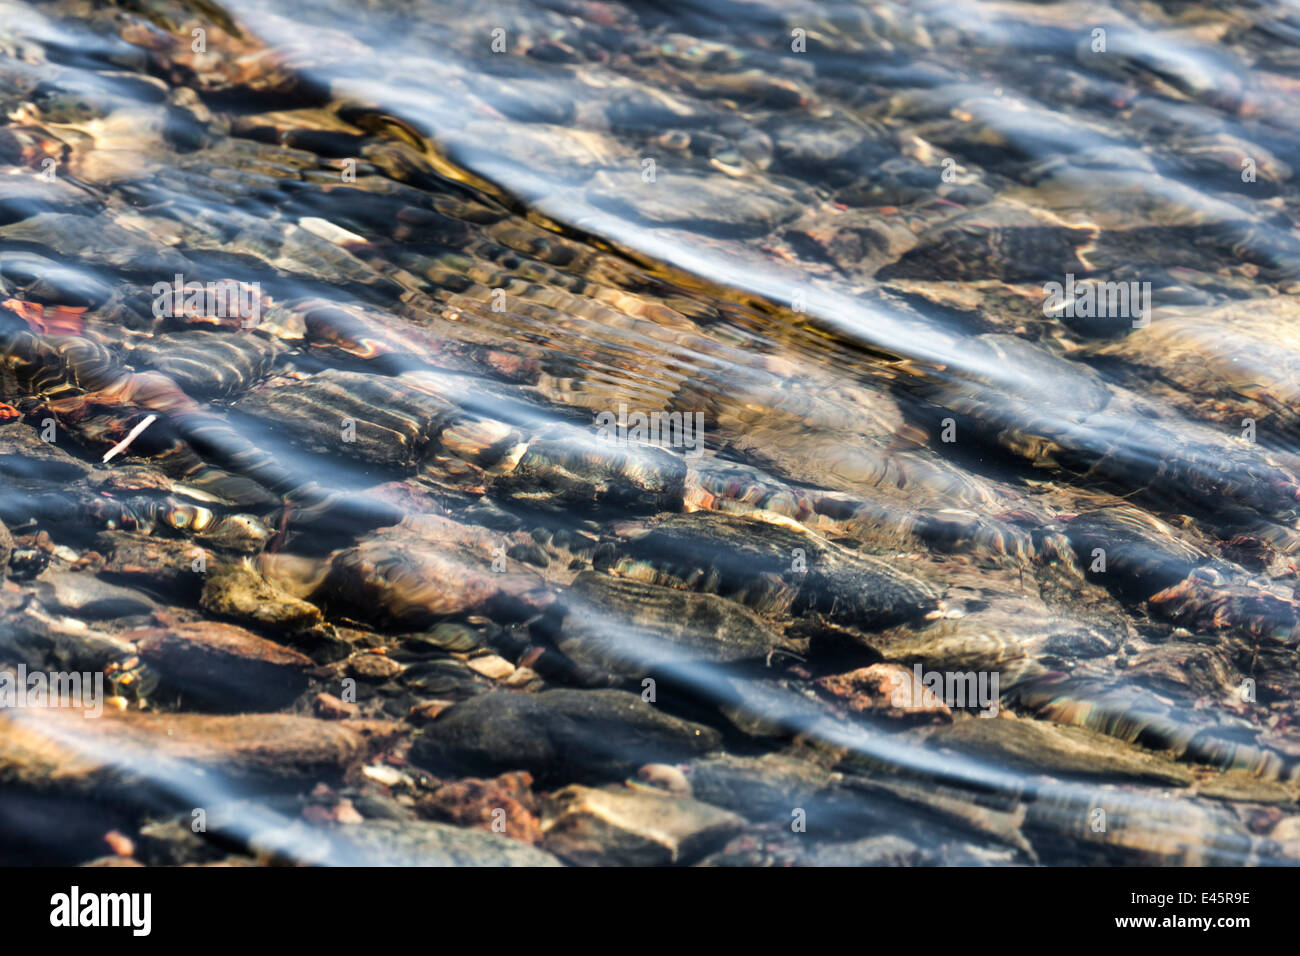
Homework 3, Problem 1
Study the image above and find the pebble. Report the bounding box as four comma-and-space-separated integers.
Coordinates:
685, 753, 843, 823
540, 784, 745, 866
334, 820, 563, 866
815, 663, 953, 721
361, 763, 407, 788
555, 571, 797, 685
315, 692, 360, 720
333, 799, 365, 825
633, 763, 691, 796
33, 570, 155, 620
502, 665, 539, 688
1271, 817, 1300, 860
407, 699, 455, 724
346, 652, 403, 682
102, 830, 135, 857
464, 654, 515, 680
200, 561, 323, 631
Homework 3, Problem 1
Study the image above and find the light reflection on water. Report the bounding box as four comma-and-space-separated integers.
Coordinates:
0, 0, 1299, 864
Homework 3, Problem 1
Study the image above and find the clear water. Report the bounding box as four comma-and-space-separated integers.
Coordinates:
1, 0, 1300, 865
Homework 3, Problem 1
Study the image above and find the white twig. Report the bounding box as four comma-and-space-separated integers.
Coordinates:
102, 414, 157, 463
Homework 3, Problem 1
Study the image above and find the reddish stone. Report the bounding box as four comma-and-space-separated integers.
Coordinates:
419, 771, 542, 845
103, 830, 135, 857
815, 663, 951, 721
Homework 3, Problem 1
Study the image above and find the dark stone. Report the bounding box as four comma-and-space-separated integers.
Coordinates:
555, 571, 797, 684
411, 689, 721, 783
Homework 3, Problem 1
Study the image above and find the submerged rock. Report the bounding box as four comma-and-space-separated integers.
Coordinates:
128, 331, 287, 400
801, 834, 931, 867
96, 531, 210, 598
492, 432, 687, 514
684, 753, 843, 823
540, 784, 745, 866
411, 689, 722, 783
131, 620, 312, 710
0, 710, 402, 787
234, 369, 459, 469
324, 515, 553, 626
334, 819, 562, 866
602, 510, 941, 634
30, 569, 155, 620
924, 718, 1194, 787
200, 560, 323, 630
554, 571, 798, 685
816, 663, 954, 721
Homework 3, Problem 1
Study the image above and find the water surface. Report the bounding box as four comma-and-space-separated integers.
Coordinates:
1, 0, 1300, 866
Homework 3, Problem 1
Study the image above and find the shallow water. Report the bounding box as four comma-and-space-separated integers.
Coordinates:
1, 0, 1300, 866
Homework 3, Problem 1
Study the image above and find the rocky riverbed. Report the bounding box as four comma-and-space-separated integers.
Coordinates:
1, 0, 1300, 866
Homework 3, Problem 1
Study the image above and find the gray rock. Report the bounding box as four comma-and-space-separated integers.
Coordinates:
604, 511, 940, 635
685, 753, 842, 822
0, 212, 190, 275
33, 570, 154, 620
492, 432, 686, 514
802, 834, 930, 866
0, 422, 92, 484
333, 820, 562, 866
411, 689, 722, 783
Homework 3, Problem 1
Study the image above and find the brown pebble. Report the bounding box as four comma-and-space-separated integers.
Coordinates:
407, 699, 454, 724
503, 666, 539, 688
0, 710, 404, 785
635, 763, 691, 795
334, 799, 364, 825
465, 654, 515, 680
70, 551, 103, 572
315, 692, 360, 719
348, 653, 404, 682
103, 830, 135, 857
131, 621, 312, 709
